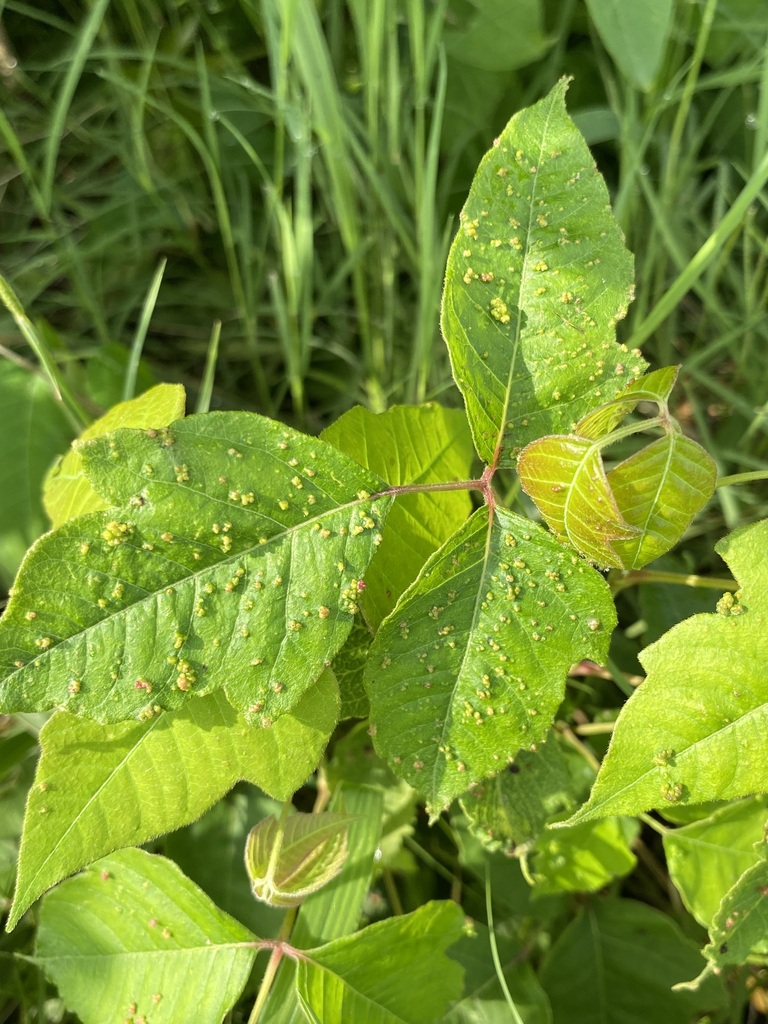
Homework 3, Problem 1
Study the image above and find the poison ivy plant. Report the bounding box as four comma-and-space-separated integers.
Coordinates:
1, 76, 764, 1023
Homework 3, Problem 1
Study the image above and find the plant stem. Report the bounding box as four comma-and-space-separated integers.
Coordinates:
716, 470, 768, 488
485, 861, 525, 1024
247, 909, 298, 1024
556, 722, 601, 772
610, 569, 737, 595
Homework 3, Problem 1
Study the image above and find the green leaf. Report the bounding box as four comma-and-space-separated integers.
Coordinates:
517, 367, 717, 569
664, 795, 768, 928
444, 0, 552, 73
0, 412, 391, 723
444, 924, 552, 1024
565, 519, 768, 824
460, 733, 579, 851
259, 783, 386, 1024
702, 847, 768, 970
585, 0, 675, 90
333, 617, 373, 719
441, 78, 644, 467
0, 363, 72, 587
297, 901, 465, 1024
43, 383, 186, 529
540, 898, 725, 1024
8, 675, 338, 929
245, 811, 353, 907
528, 815, 638, 895
366, 506, 615, 815
35, 848, 256, 1024
323, 403, 475, 630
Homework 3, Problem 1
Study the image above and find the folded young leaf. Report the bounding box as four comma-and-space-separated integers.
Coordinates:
245, 811, 352, 907
296, 901, 464, 1024
366, 507, 615, 815
565, 519, 768, 824
322, 403, 475, 630
43, 383, 186, 529
35, 848, 257, 1024
8, 675, 338, 930
518, 366, 717, 569
0, 412, 391, 724
441, 77, 645, 467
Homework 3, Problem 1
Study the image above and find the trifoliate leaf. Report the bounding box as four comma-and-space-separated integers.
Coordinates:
0, 412, 391, 723
8, 675, 338, 930
35, 848, 256, 1024
517, 367, 717, 569
43, 383, 186, 528
565, 519, 768, 824
366, 507, 615, 815
441, 77, 645, 467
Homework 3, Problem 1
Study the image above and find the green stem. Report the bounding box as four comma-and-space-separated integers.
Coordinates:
485, 861, 525, 1024
716, 470, 768, 488
247, 910, 298, 1024
610, 569, 737, 595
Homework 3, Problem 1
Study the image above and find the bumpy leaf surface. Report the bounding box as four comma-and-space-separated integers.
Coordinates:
441, 77, 645, 467
43, 383, 186, 528
8, 676, 337, 929
567, 519, 768, 823
296, 901, 464, 1024
35, 848, 256, 1024
366, 506, 615, 814
322, 403, 475, 630
0, 412, 391, 723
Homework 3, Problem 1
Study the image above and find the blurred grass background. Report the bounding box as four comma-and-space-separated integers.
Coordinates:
0, 0, 767, 586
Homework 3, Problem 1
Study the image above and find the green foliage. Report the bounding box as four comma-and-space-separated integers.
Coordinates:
568, 519, 768, 823
1, 34, 767, 1021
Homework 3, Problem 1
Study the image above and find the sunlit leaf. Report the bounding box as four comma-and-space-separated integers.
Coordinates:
323, 403, 475, 630
297, 901, 464, 1024
366, 507, 615, 815
9, 675, 338, 929
0, 412, 391, 723
664, 795, 768, 927
43, 383, 186, 529
565, 519, 768, 824
245, 811, 352, 907
528, 815, 638, 894
441, 78, 644, 467
702, 847, 768, 970
35, 849, 256, 1024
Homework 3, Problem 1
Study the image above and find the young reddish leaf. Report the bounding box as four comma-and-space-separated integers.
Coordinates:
245, 811, 353, 907
518, 366, 716, 569
607, 432, 717, 568
441, 78, 645, 467
0, 412, 391, 724
517, 435, 640, 566
365, 507, 615, 816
